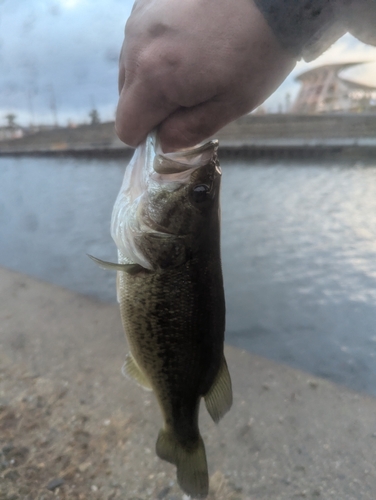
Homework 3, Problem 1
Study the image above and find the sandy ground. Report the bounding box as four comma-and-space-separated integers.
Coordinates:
1, 266, 376, 500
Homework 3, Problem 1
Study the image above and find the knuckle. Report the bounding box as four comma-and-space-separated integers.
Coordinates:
115, 120, 138, 148
160, 123, 202, 151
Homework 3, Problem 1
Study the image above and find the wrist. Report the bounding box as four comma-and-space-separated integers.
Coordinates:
253, 0, 348, 61
344, 0, 376, 45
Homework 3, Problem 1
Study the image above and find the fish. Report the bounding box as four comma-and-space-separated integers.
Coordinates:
89, 132, 232, 498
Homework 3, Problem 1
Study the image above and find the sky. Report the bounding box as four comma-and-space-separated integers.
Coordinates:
1, 0, 376, 127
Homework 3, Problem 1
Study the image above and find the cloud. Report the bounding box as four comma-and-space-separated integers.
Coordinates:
0, 0, 133, 125
0, 2, 375, 125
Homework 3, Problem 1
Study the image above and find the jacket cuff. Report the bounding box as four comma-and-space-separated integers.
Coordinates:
254, 0, 348, 61
345, 1, 376, 46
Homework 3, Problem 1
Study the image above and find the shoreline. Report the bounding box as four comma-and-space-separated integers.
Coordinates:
1, 143, 374, 160
1, 114, 376, 159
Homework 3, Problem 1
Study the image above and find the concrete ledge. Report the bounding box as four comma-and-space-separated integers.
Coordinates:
1, 267, 376, 499
1, 115, 376, 159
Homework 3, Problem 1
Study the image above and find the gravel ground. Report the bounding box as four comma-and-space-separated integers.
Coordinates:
1, 267, 376, 500
0, 354, 241, 500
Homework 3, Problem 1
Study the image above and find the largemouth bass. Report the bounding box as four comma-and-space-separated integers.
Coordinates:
89, 133, 232, 498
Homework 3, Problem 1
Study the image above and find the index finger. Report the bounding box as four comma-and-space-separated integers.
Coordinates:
115, 65, 179, 148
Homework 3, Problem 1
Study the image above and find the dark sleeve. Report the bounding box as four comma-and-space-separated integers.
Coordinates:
346, 1, 376, 46
254, 0, 376, 61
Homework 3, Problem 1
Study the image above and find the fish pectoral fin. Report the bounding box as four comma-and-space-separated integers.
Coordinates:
204, 356, 233, 424
156, 429, 208, 498
87, 254, 144, 274
121, 353, 153, 391
116, 272, 121, 303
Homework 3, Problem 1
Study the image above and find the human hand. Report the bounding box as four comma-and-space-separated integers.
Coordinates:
116, 0, 296, 152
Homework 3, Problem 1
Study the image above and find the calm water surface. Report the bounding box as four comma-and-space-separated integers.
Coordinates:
1, 155, 376, 395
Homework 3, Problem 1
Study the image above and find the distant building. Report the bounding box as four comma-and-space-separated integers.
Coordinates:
291, 63, 376, 114
0, 126, 24, 141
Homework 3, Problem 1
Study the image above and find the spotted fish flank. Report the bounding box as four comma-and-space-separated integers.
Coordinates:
90, 132, 232, 498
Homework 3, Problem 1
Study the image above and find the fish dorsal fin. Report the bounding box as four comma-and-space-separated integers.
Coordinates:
122, 353, 153, 391
204, 356, 233, 423
87, 254, 144, 274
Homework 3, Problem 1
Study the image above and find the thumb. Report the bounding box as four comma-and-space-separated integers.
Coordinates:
158, 98, 247, 152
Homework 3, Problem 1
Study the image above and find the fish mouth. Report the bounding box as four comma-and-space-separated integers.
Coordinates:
153, 138, 219, 175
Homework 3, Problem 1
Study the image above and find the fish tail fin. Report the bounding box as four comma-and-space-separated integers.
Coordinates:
156, 428, 208, 498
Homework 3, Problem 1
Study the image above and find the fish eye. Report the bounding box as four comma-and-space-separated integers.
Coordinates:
192, 184, 210, 203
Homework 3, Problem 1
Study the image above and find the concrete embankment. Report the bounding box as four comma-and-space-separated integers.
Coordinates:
1, 266, 376, 499
1, 114, 376, 158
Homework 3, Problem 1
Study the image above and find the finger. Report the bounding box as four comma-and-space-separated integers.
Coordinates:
115, 75, 180, 147
158, 97, 252, 152
118, 44, 126, 94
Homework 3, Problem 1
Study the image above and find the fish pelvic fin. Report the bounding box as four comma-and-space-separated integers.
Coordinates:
156, 429, 208, 498
121, 353, 153, 391
204, 356, 233, 424
87, 254, 144, 274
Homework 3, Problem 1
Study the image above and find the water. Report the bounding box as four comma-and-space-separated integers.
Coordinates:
1, 155, 376, 395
